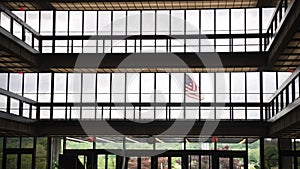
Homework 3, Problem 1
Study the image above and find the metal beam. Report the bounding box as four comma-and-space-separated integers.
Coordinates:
35, 120, 270, 137
37, 52, 267, 71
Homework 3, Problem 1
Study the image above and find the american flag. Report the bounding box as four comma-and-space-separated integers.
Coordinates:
185, 74, 202, 100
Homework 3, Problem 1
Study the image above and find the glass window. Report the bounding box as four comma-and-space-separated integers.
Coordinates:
38, 74, 51, 102
216, 9, 229, 34
40, 11, 53, 35
278, 72, 291, 88
231, 9, 245, 34
216, 73, 229, 102
142, 11, 155, 35
171, 10, 184, 35
262, 8, 275, 33
82, 73, 96, 102
9, 73, 23, 94
127, 11, 140, 35
84, 11, 97, 35
26, 11, 39, 32
247, 72, 260, 102
54, 73, 66, 102
24, 73, 37, 101
42, 40, 53, 53
141, 73, 154, 102
111, 73, 125, 102
12, 11, 25, 21
156, 10, 169, 35
186, 10, 199, 34
1, 12, 11, 32
185, 73, 201, 103
201, 73, 214, 103
55, 40, 68, 53
98, 11, 111, 35
113, 11, 126, 35
25, 29, 33, 46
97, 74, 111, 102
55, 11, 68, 35
233, 39, 245, 52
263, 72, 276, 102
156, 73, 169, 102
216, 39, 229, 52
67, 73, 81, 103
246, 9, 259, 33
201, 10, 214, 34
0, 73, 8, 90
127, 73, 139, 102
69, 11, 82, 35
170, 73, 184, 102
231, 73, 245, 102
13, 21, 22, 39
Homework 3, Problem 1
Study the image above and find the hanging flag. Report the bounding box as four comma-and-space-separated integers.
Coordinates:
185, 74, 203, 100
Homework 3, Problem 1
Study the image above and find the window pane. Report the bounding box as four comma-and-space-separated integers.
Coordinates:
24, 73, 37, 100
69, 11, 82, 35
127, 11, 140, 35
201, 10, 214, 34
141, 73, 154, 102
111, 73, 125, 102
40, 11, 53, 35
9, 73, 23, 94
98, 11, 111, 35
38, 74, 51, 102
216, 9, 229, 34
26, 11, 39, 32
142, 11, 155, 35
156, 73, 169, 102
231, 73, 245, 102
156, 10, 169, 35
231, 9, 245, 34
1, 12, 11, 32
55, 11, 68, 35
82, 73, 96, 102
97, 74, 111, 102
127, 73, 139, 102
113, 11, 126, 35
54, 73, 66, 102
171, 10, 184, 35
84, 11, 97, 35
246, 9, 259, 33
186, 10, 199, 34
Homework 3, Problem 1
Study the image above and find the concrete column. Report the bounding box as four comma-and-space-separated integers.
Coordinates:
279, 138, 292, 169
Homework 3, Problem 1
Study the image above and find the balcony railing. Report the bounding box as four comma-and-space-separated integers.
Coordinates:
0, 4, 40, 51
266, 66, 300, 120
264, 0, 289, 49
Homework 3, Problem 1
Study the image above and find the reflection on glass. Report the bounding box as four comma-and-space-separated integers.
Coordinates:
158, 157, 168, 169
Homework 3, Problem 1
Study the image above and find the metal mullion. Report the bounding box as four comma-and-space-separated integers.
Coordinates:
214, 9, 216, 51
244, 8, 247, 52
109, 73, 112, 120
124, 73, 127, 119
139, 73, 142, 120
80, 73, 83, 119
169, 73, 171, 120
259, 7, 263, 52
96, 11, 99, 53
199, 9, 201, 52
65, 73, 68, 120
95, 73, 98, 119
50, 73, 54, 120
155, 10, 157, 53
229, 9, 232, 52
125, 11, 128, 53
245, 72, 247, 121
111, 11, 113, 53
183, 73, 186, 119
214, 73, 216, 119
199, 73, 201, 121
291, 78, 295, 102
229, 72, 233, 120
184, 10, 186, 53
154, 73, 156, 119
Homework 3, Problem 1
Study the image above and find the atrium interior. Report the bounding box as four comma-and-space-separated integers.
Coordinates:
0, 0, 300, 168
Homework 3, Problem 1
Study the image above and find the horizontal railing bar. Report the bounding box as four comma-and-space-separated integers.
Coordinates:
0, 88, 38, 105
268, 66, 300, 102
